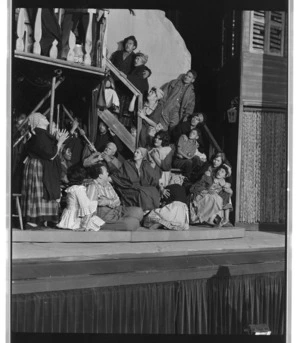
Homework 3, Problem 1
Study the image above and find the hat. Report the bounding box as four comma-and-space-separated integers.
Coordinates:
135, 52, 148, 64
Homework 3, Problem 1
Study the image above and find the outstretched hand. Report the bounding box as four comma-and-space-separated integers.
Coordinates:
57, 129, 69, 145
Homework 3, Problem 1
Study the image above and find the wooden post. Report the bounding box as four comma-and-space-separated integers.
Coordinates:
62, 105, 97, 151
49, 76, 57, 134
136, 94, 143, 148
57, 104, 60, 130
84, 9, 96, 66
101, 10, 109, 69
234, 11, 246, 225
98, 11, 108, 68
49, 39, 58, 59
67, 31, 76, 62
58, 9, 64, 26
33, 8, 42, 55
16, 8, 26, 52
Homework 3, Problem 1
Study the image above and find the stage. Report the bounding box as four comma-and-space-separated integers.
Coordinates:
11, 228, 286, 334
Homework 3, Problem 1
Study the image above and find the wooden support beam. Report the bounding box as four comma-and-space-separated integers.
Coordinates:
203, 124, 222, 153
15, 76, 65, 134
15, 51, 106, 76
98, 109, 136, 152
62, 105, 97, 152
49, 76, 57, 134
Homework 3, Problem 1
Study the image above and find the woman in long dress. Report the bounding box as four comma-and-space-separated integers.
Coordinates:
189, 164, 233, 226
21, 113, 69, 228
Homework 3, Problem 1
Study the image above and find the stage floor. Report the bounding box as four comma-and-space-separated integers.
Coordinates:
11, 230, 286, 294
12, 230, 285, 262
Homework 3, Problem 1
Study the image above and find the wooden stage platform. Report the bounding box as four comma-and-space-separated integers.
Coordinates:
11, 227, 285, 295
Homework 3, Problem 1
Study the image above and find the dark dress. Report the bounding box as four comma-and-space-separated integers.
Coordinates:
110, 50, 152, 128
111, 159, 161, 211
127, 65, 150, 97
21, 128, 61, 224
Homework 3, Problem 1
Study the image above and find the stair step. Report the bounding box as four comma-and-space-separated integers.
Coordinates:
98, 109, 136, 152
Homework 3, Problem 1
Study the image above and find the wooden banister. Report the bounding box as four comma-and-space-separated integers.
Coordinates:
98, 109, 136, 152
136, 94, 143, 147
203, 124, 222, 154
105, 59, 142, 97
33, 8, 42, 55
16, 8, 26, 52
84, 9, 96, 66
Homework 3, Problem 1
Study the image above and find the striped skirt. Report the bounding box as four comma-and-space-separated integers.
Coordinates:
21, 158, 59, 224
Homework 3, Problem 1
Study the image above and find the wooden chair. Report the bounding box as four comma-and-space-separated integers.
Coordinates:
12, 194, 24, 230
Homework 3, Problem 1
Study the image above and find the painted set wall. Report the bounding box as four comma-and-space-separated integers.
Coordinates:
240, 11, 288, 105
106, 9, 191, 89
236, 11, 288, 224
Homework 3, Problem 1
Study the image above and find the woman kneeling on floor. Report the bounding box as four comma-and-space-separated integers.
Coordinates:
57, 164, 105, 231
143, 173, 189, 231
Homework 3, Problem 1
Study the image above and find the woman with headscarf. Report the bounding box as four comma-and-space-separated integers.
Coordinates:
110, 147, 161, 211
21, 113, 69, 228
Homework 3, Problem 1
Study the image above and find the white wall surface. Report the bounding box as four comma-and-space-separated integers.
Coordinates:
106, 9, 191, 89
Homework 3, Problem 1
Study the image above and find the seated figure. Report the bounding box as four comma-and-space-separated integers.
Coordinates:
85, 163, 144, 231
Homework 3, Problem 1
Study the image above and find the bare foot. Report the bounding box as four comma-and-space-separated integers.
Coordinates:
149, 223, 163, 230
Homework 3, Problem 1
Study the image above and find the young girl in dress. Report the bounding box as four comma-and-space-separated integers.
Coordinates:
189, 164, 233, 226
57, 164, 105, 231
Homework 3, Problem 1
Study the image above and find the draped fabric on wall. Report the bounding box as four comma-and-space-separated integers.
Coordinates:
239, 110, 287, 223
12, 272, 285, 334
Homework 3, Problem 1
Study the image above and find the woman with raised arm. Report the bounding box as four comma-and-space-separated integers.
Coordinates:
21, 112, 69, 229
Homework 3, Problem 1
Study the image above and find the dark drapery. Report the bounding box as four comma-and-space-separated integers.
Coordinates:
11, 272, 285, 334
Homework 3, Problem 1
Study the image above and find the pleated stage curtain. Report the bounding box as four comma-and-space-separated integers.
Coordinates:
11, 272, 285, 334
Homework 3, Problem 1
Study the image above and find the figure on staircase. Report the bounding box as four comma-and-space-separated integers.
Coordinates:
110, 35, 152, 129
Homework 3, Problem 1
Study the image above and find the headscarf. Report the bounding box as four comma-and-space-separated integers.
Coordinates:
152, 87, 164, 100
135, 52, 148, 65
137, 147, 148, 160
28, 112, 46, 134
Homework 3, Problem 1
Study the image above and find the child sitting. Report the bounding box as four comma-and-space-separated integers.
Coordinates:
189, 164, 233, 227
57, 164, 105, 231
172, 128, 205, 180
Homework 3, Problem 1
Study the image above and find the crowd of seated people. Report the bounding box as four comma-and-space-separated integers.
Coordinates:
13, 33, 234, 232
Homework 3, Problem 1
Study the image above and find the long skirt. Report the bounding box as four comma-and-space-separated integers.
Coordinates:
190, 193, 223, 224
144, 201, 189, 231
21, 158, 59, 224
